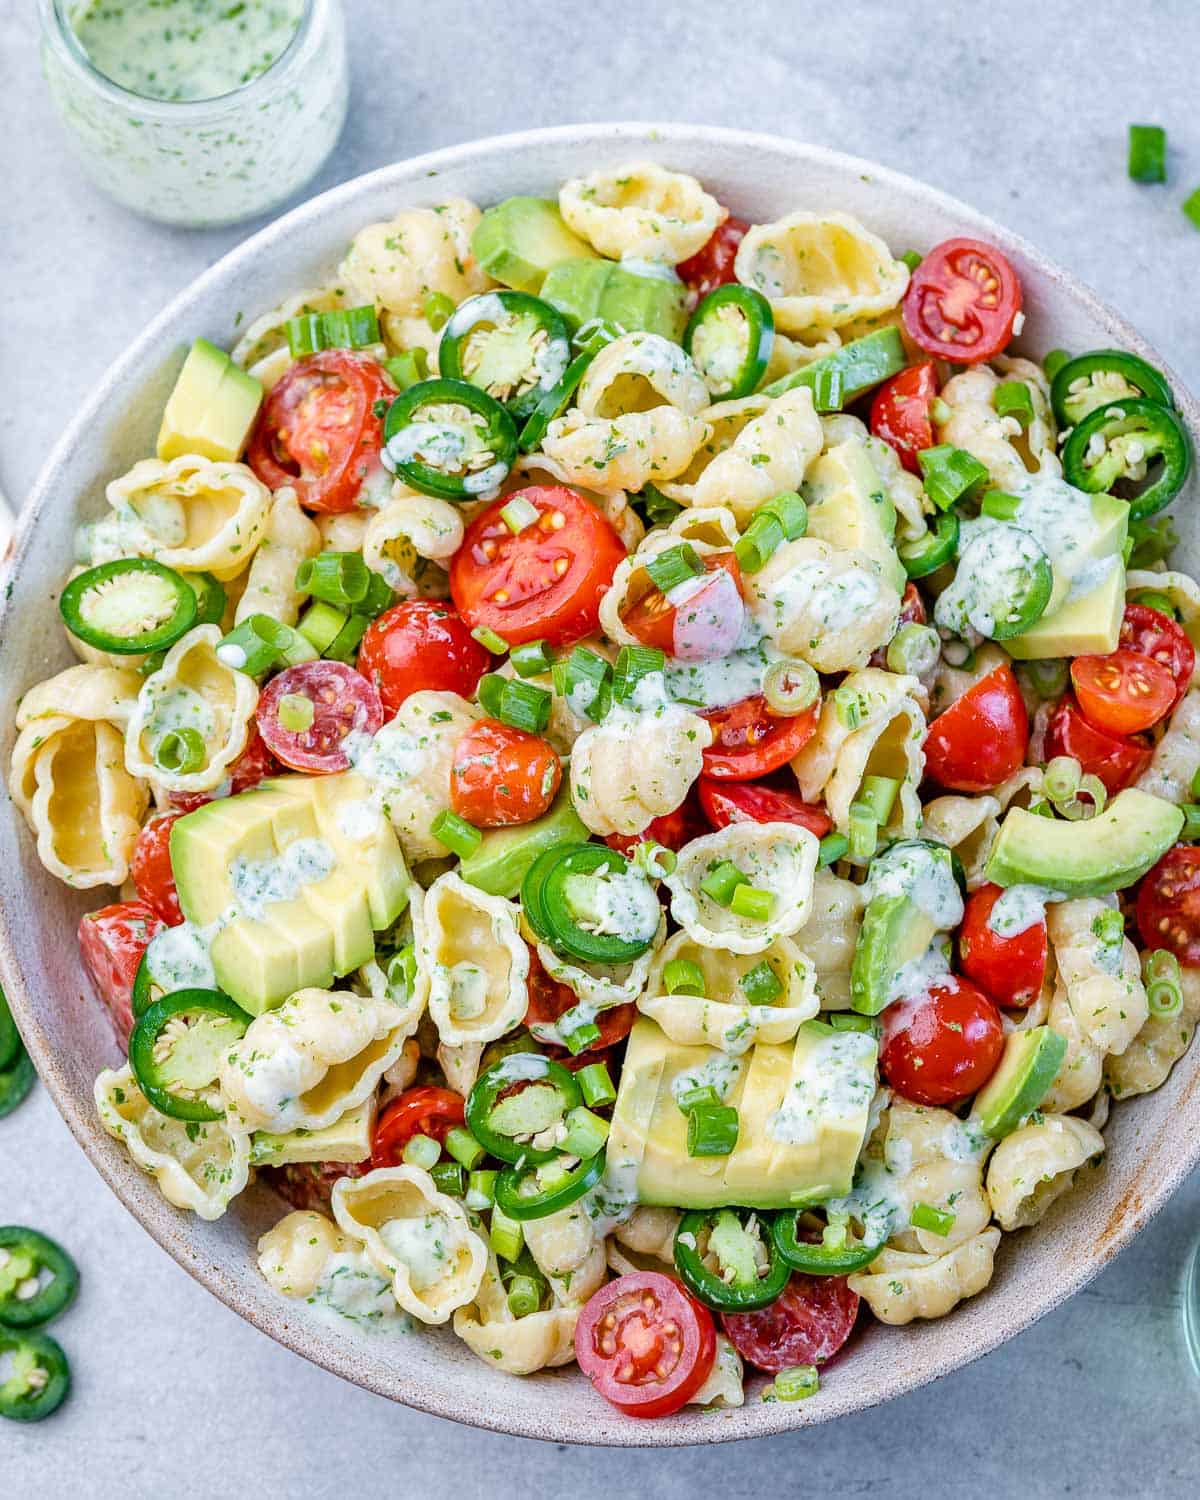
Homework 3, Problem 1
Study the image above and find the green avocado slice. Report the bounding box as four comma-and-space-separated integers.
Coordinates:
975, 1027, 1068, 1139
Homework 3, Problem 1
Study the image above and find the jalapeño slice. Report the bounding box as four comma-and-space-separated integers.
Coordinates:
127, 989, 250, 1122
60, 558, 197, 655
465, 1054, 583, 1166
0, 1228, 79, 1331
383, 378, 518, 501
684, 284, 774, 401
439, 290, 572, 421
1061, 396, 1191, 521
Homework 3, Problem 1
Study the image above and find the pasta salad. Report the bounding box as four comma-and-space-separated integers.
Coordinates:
13, 161, 1199, 1418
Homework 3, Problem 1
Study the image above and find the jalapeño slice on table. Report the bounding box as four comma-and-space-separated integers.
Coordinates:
0, 1228, 79, 1331
0, 1329, 70, 1422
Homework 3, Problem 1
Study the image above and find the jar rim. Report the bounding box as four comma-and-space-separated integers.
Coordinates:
40, 0, 319, 115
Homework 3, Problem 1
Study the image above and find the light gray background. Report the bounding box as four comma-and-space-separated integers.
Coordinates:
4, 2, 1200, 1494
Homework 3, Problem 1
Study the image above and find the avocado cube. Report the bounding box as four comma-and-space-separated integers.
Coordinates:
975, 1027, 1068, 1138
470, 197, 591, 294
804, 440, 904, 592
157, 337, 263, 464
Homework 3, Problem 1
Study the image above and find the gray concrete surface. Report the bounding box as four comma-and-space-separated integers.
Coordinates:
4, 1, 1200, 1494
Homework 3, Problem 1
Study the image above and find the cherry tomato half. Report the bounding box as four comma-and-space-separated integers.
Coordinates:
675, 214, 750, 299
1136, 845, 1200, 968
880, 978, 1005, 1106
1044, 697, 1151, 796
247, 350, 392, 513
450, 719, 561, 828
721, 1273, 859, 1375
371, 1086, 466, 1169
958, 882, 1048, 1008
1071, 649, 1177, 737
701, 695, 820, 781
256, 660, 384, 774
870, 362, 938, 474
604, 789, 708, 859
78, 900, 167, 1047
131, 812, 185, 926
525, 948, 637, 1054
358, 600, 491, 714
902, 238, 1022, 364
265, 1158, 370, 1214
451, 485, 626, 648
923, 664, 1028, 793
697, 775, 832, 838
575, 1271, 717, 1417
168, 724, 277, 812
1119, 603, 1196, 708
621, 552, 744, 658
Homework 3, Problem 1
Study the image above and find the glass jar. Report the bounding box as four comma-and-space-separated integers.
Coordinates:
38, 0, 348, 229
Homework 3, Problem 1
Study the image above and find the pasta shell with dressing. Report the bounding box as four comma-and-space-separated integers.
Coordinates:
421, 873, 530, 1046
848, 1228, 1000, 1325
559, 162, 721, 264
453, 1254, 581, 1374
985, 1114, 1104, 1231
665, 821, 819, 955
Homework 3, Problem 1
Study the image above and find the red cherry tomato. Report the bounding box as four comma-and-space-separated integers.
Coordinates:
1136, 845, 1200, 967
697, 776, 832, 838
604, 789, 708, 858
1071, 649, 1177, 737
451, 485, 626, 648
923, 665, 1028, 792
371, 1087, 466, 1169
78, 900, 167, 1046
256, 660, 383, 774
1044, 697, 1151, 796
870, 362, 938, 474
247, 350, 391, 513
675, 214, 749, 298
1119, 603, 1195, 708
575, 1271, 717, 1417
902, 238, 1022, 363
721, 1274, 859, 1375
131, 812, 185, 926
701, 695, 820, 781
524, 948, 637, 1053
168, 724, 277, 812
958, 882, 1048, 1008
450, 719, 561, 828
880, 978, 1005, 1106
621, 552, 743, 657
358, 600, 490, 715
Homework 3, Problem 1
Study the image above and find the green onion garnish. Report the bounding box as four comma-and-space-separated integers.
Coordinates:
699, 860, 747, 908
322, 612, 369, 665
562, 1106, 610, 1159
1128, 124, 1167, 184
563, 647, 613, 722
478, 673, 552, 734
635, 483, 684, 527
155, 727, 205, 775
886, 622, 940, 677
385, 945, 418, 1000
734, 492, 808, 573
506, 1274, 543, 1319
847, 804, 879, 862
297, 600, 349, 654
993, 381, 1035, 428
762, 659, 819, 716
858, 774, 899, 825
1043, 349, 1072, 381
770, 1364, 819, 1402
818, 832, 849, 867
980, 490, 1023, 521
465, 1169, 498, 1210
900, 251, 922, 273
559, 1011, 601, 1055
402, 1133, 441, 1171
663, 958, 706, 996
809, 366, 844, 413
741, 961, 783, 1005
284, 313, 324, 358
444, 1127, 486, 1171
277, 693, 315, 734
431, 1161, 466, 1197
430, 809, 482, 859
687, 1103, 739, 1158
675, 1083, 722, 1113
384, 348, 428, 391
489, 1206, 525, 1263
510, 639, 552, 678
576, 1062, 616, 1109
295, 551, 370, 609
322, 306, 381, 349
833, 685, 864, 730
471, 625, 510, 654
917, 444, 990, 511
500, 496, 539, 534
729, 884, 774, 922
910, 1202, 955, 1237
1144, 948, 1183, 1017
1091, 906, 1125, 946
646, 543, 704, 595
423, 291, 456, 330
1184, 187, 1200, 231
613, 643, 666, 704
1182, 803, 1200, 842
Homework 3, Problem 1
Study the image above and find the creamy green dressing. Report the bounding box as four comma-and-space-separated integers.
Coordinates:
230, 837, 335, 921
768, 1030, 877, 1146
70, 0, 305, 103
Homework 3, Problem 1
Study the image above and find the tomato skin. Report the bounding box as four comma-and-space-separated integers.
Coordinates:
131, 813, 185, 926
958, 883, 1048, 1008
721, 1274, 859, 1375
256, 661, 384, 774
1044, 697, 1151, 796
263, 1159, 370, 1213
575, 1272, 717, 1417
450, 719, 561, 828
247, 350, 391, 513
525, 948, 637, 1053
880, 978, 1005, 1106
1119, 603, 1195, 708
358, 601, 491, 714
78, 900, 167, 1046
605, 789, 708, 858
697, 776, 832, 838
451, 485, 626, 648
1071, 649, 1177, 736
169, 724, 276, 812
1136, 845, 1200, 967
870, 362, 938, 474
371, 1087, 466, 1169
902, 238, 1022, 363
621, 552, 744, 657
923, 665, 1028, 792
675, 215, 749, 298
701, 695, 821, 780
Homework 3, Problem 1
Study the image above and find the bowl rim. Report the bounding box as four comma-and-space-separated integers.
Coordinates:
4, 120, 1200, 1445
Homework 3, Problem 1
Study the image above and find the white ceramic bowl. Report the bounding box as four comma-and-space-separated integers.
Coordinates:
3, 124, 1198, 1446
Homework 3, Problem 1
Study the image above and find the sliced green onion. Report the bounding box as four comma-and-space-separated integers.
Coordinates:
217, 616, 283, 677
646, 543, 704, 595
500, 495, 540, 534
762, 660, 820, 716
489, 1206, 525, 1263
284, 312, 324, 358
687, 1103, 739, 1158
917, 444, 990, 511
384, 348, 428, 391
910, 1202, 955, 1236
423, 291, 457, 330
771, 1364, 819, 1402
730, 884, 775, 922
385, 945, 418, 1000
886, 622, 940, 677
510, 640, 553, 678
734, 492, 808, 573
562, 1106, 610, 1159
994, 381, 1035, 428
828, 1012, 877, 1034
631, 840, 676, 879
563, 647, 612, 723
858, 774, 899, 825
980, 490, 1023, 521
1020, 657, 1069, 700
900, 251, 923, 273
323, 612, 370, 665
277, 693, 315, 733
444, 1127, 486, 1171
297, 600, 348, 654
741, 961, 783, 1005
1191, 768, 1200, 802
1183, 187, 1200, 231
676, 1083, 722, 1114
833, 685, 864, 730
635, 482, 684, 528
1091, 906, 1125, 947
818, 832, 849, 868
403, 1133, 441, 1171
431, 808, 482, 858
356, 572, 394, 620
1129, 589, 1179, 619
466, 1169, 498, 1210
558, 1012, 601, 1055
506, 1274, 543, 1319
1144, 949, 1183, 1017
295, 551, 370, 608
847, 804, 878, 863
1182, 804, 1200, 842
929, 396, 952, 426
577, 1063, 616, 1109
809, 366, 844, 413
155, 727, 205, 775
431, 1161, 465, 1196
663, 958, 706, 996
322, 305, 381, 349
1044, 755, 1082, 805
471, 625, 510, 654
1129, 124, 1167, 184
700, 860, 747, 908
477, 673, 552, 734
1043, 349, 1072, 382
613, 644, 666, 704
